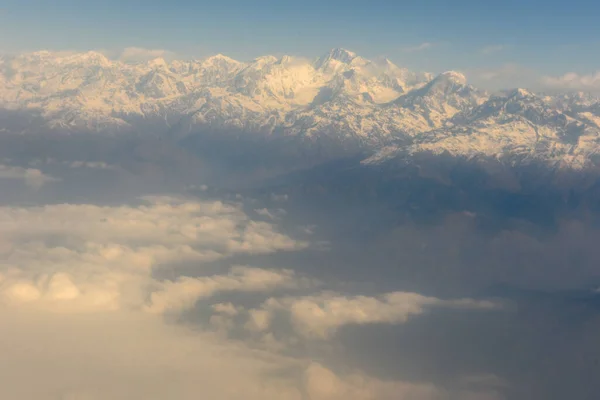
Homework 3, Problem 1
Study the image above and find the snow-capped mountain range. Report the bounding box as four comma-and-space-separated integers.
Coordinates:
2, 48, 600, 169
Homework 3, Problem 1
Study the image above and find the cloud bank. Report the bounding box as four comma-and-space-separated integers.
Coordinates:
251, 292, 499, 339
0, 193, 471, 400
0, 164, 58, 188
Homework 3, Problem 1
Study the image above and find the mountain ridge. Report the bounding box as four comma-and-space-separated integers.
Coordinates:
1, 48, 600, 169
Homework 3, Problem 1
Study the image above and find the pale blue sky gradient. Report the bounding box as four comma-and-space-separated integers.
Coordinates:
1, 0, 600, 76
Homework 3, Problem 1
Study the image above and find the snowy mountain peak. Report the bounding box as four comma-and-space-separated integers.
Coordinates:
314, 48, 358, 70
147, 57, 169, 70
404, 70, 472, 101
278, 55, 303, 65
373, 57, 398, 69
18, 50, 111, 67
3, 48, 600, 170
507, 88, 534, 99
203, 54, 240, 65
323, 48, 357, 63
435, 71, 468, 86
68, 51, 112, 66
249, 55, 279, 69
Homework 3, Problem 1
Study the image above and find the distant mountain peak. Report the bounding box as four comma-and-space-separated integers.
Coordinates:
75, 51, 111, 64
251, 55, 279, 66
434, 71, 467, 86
406, 71, 470, 100
314, 48, 358, 69
203, 54, 240, 64
373, 56, 397, 68
278, 55, 302, 65
147, 57, 169, 69
2, 48, 600, 170
507, 87, 534, 99
324, 48, 357, 62
21, 50, 111, 67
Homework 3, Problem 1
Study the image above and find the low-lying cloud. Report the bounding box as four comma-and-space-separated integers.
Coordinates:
0, 196, 307, 313
0, 164, 58, 188
0, 192, 465, 399
248, 291, 499, 339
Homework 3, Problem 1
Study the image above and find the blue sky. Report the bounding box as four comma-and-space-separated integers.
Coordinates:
1, 0, 600, 77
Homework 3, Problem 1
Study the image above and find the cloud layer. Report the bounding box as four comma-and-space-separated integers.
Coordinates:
251, 292, 498, 339
0, 164, 58, 188
0, 196, 306, 312
0, 193, 466, 400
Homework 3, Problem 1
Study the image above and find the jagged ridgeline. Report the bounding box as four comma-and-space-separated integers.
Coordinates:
1, 48, 600, 171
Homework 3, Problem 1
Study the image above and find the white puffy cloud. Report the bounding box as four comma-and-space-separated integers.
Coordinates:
0, 194, 327, 400
0, 164, 59, 188
0, 195, 304, 256
0, 194, 356, 400
0, 194, 501, 400
146, 266, 299, 314
0, 196, 307, 313
254, 291, 499, 339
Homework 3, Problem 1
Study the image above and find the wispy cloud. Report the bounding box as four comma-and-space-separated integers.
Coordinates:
465, 63, 541, 90
402, 42, 435, 53
471, 63, 525, 81
249, 291, 500, 339
480, 44, 509, 55
117, 47, 177, 63
466, 62, 600, 92
0, 164, 59, 189
541, 71, 600, 91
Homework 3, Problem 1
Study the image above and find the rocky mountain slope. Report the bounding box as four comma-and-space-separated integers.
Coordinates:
1, 48, 600, 168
